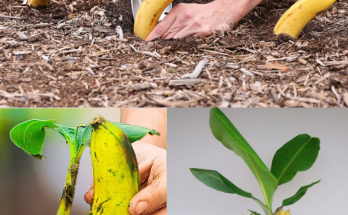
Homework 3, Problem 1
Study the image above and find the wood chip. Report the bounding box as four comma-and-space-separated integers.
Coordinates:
265, 62, 290, 72
169, 79, 201, 86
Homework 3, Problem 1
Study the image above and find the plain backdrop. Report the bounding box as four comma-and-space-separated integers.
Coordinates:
167, 108, 348, 215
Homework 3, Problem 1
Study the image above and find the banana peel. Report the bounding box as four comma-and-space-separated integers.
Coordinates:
134, 0, 174, 40
274, 0, 336, 38
89, 116, 140, 215
276, 209, 291, 215
26, 0, 50, 7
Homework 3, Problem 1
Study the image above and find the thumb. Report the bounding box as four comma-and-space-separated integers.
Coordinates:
128, 173, 167, 215
146, 10, 177, 41
84, 183, 94, 205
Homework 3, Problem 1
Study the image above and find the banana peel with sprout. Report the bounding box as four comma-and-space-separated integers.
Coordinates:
88, 116, 140, 215
274, 0, 336, 38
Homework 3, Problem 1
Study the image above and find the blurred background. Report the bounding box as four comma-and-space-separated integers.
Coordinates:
0, 109, 121, 215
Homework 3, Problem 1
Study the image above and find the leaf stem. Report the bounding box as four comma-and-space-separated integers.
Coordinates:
57, 145, 86, 215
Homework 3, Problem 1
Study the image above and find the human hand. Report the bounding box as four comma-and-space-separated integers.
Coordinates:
84, 142, 167, 215
146, 0, 264, 41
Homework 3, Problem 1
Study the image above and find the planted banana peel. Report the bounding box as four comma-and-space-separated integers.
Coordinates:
274, 0, 336, 38
89, 116, 140, 215
276, 209, 291, 215
134, 0, 174, 40
26, 0, 50, 7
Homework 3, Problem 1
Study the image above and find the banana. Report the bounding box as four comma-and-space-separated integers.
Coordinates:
26, 0, 50, 7
276, 209, 291, 215
90, 116, 140, 215
274, 0, 336, 38
134, 0, 173, 40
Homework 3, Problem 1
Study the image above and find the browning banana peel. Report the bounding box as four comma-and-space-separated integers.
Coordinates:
274, 0, 336, 38
134, 0, 174, 40
276, 209, 291, 215
26, 0, 50, 7
89, 116, 140, 215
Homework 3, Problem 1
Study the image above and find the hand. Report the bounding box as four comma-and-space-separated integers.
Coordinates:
84, 142, 167, 215
146, 0, 264, 41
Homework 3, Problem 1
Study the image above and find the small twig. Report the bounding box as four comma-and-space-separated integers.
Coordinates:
130, 44, 161, 59
0, 14, 22, 20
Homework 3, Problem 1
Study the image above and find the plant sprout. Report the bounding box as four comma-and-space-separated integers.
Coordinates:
190, 108, 321, 215
10, 118, 159, 215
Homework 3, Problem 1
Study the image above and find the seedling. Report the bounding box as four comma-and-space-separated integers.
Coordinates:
190, 108, 321, 215
10, 117, 159, 215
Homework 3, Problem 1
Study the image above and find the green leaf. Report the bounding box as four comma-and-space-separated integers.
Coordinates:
249, 210, 261, 215
81, 122, 160, 146
209, 108, 278, 209
55, 124, 76, 145
190, 168, 252, 197
10, 119, 57, 159
114, 122, 160, 142
271, 134, 320, 185
190, 168, 272, 215
282, 180, 320, 207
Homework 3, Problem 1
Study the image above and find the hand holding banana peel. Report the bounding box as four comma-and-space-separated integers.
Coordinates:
85, 142, 167, 215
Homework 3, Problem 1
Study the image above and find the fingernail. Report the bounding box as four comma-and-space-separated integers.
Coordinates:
135, 201, 148, 215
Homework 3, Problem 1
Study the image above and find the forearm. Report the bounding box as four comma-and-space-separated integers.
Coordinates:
121, 108, 167, 149
214, 0, 264, 24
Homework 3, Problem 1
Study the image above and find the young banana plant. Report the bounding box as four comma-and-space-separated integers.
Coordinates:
10, 117, 159, 215
190, 108, 321, 215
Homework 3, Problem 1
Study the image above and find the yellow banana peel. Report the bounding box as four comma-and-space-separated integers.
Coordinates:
89, 116, 140, 215
134, 0, 174, 40
27, 0, 50, 7
276, 209, 291, 215
274, 0, 336, 38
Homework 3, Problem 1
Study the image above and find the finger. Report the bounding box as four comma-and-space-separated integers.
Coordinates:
128, 173, 167, 215
161, 21, 187, 39
133, 143, 166, 184
146, 6, 178, 41
151, 207, 167, 215
84, 183, 94, 205
173, 21, 212, 38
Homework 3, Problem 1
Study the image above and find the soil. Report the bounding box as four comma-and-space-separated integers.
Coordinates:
0, 0, 347, 107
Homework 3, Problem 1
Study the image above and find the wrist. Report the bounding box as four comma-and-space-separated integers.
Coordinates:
212, 0, 264, 24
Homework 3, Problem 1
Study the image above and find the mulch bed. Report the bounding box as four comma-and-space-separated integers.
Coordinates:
0, 0, 347, 107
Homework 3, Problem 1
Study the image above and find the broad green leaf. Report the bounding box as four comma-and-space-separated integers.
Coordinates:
10, 119, 57, 159
282, 180, 320, 207
271, 134, 320, 185
209, 108, 278, 208
81, 122, 160, 146
190, 168, 272, 215
190, 168, 252, 197
249, 210, 261, 215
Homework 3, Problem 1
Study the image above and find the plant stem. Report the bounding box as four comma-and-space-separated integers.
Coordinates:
57, 145, 86, 215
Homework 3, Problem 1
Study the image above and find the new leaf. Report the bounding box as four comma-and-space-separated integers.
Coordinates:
282, 180, 320, 207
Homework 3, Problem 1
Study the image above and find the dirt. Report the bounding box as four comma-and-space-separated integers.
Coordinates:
0, 0, 347, 107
